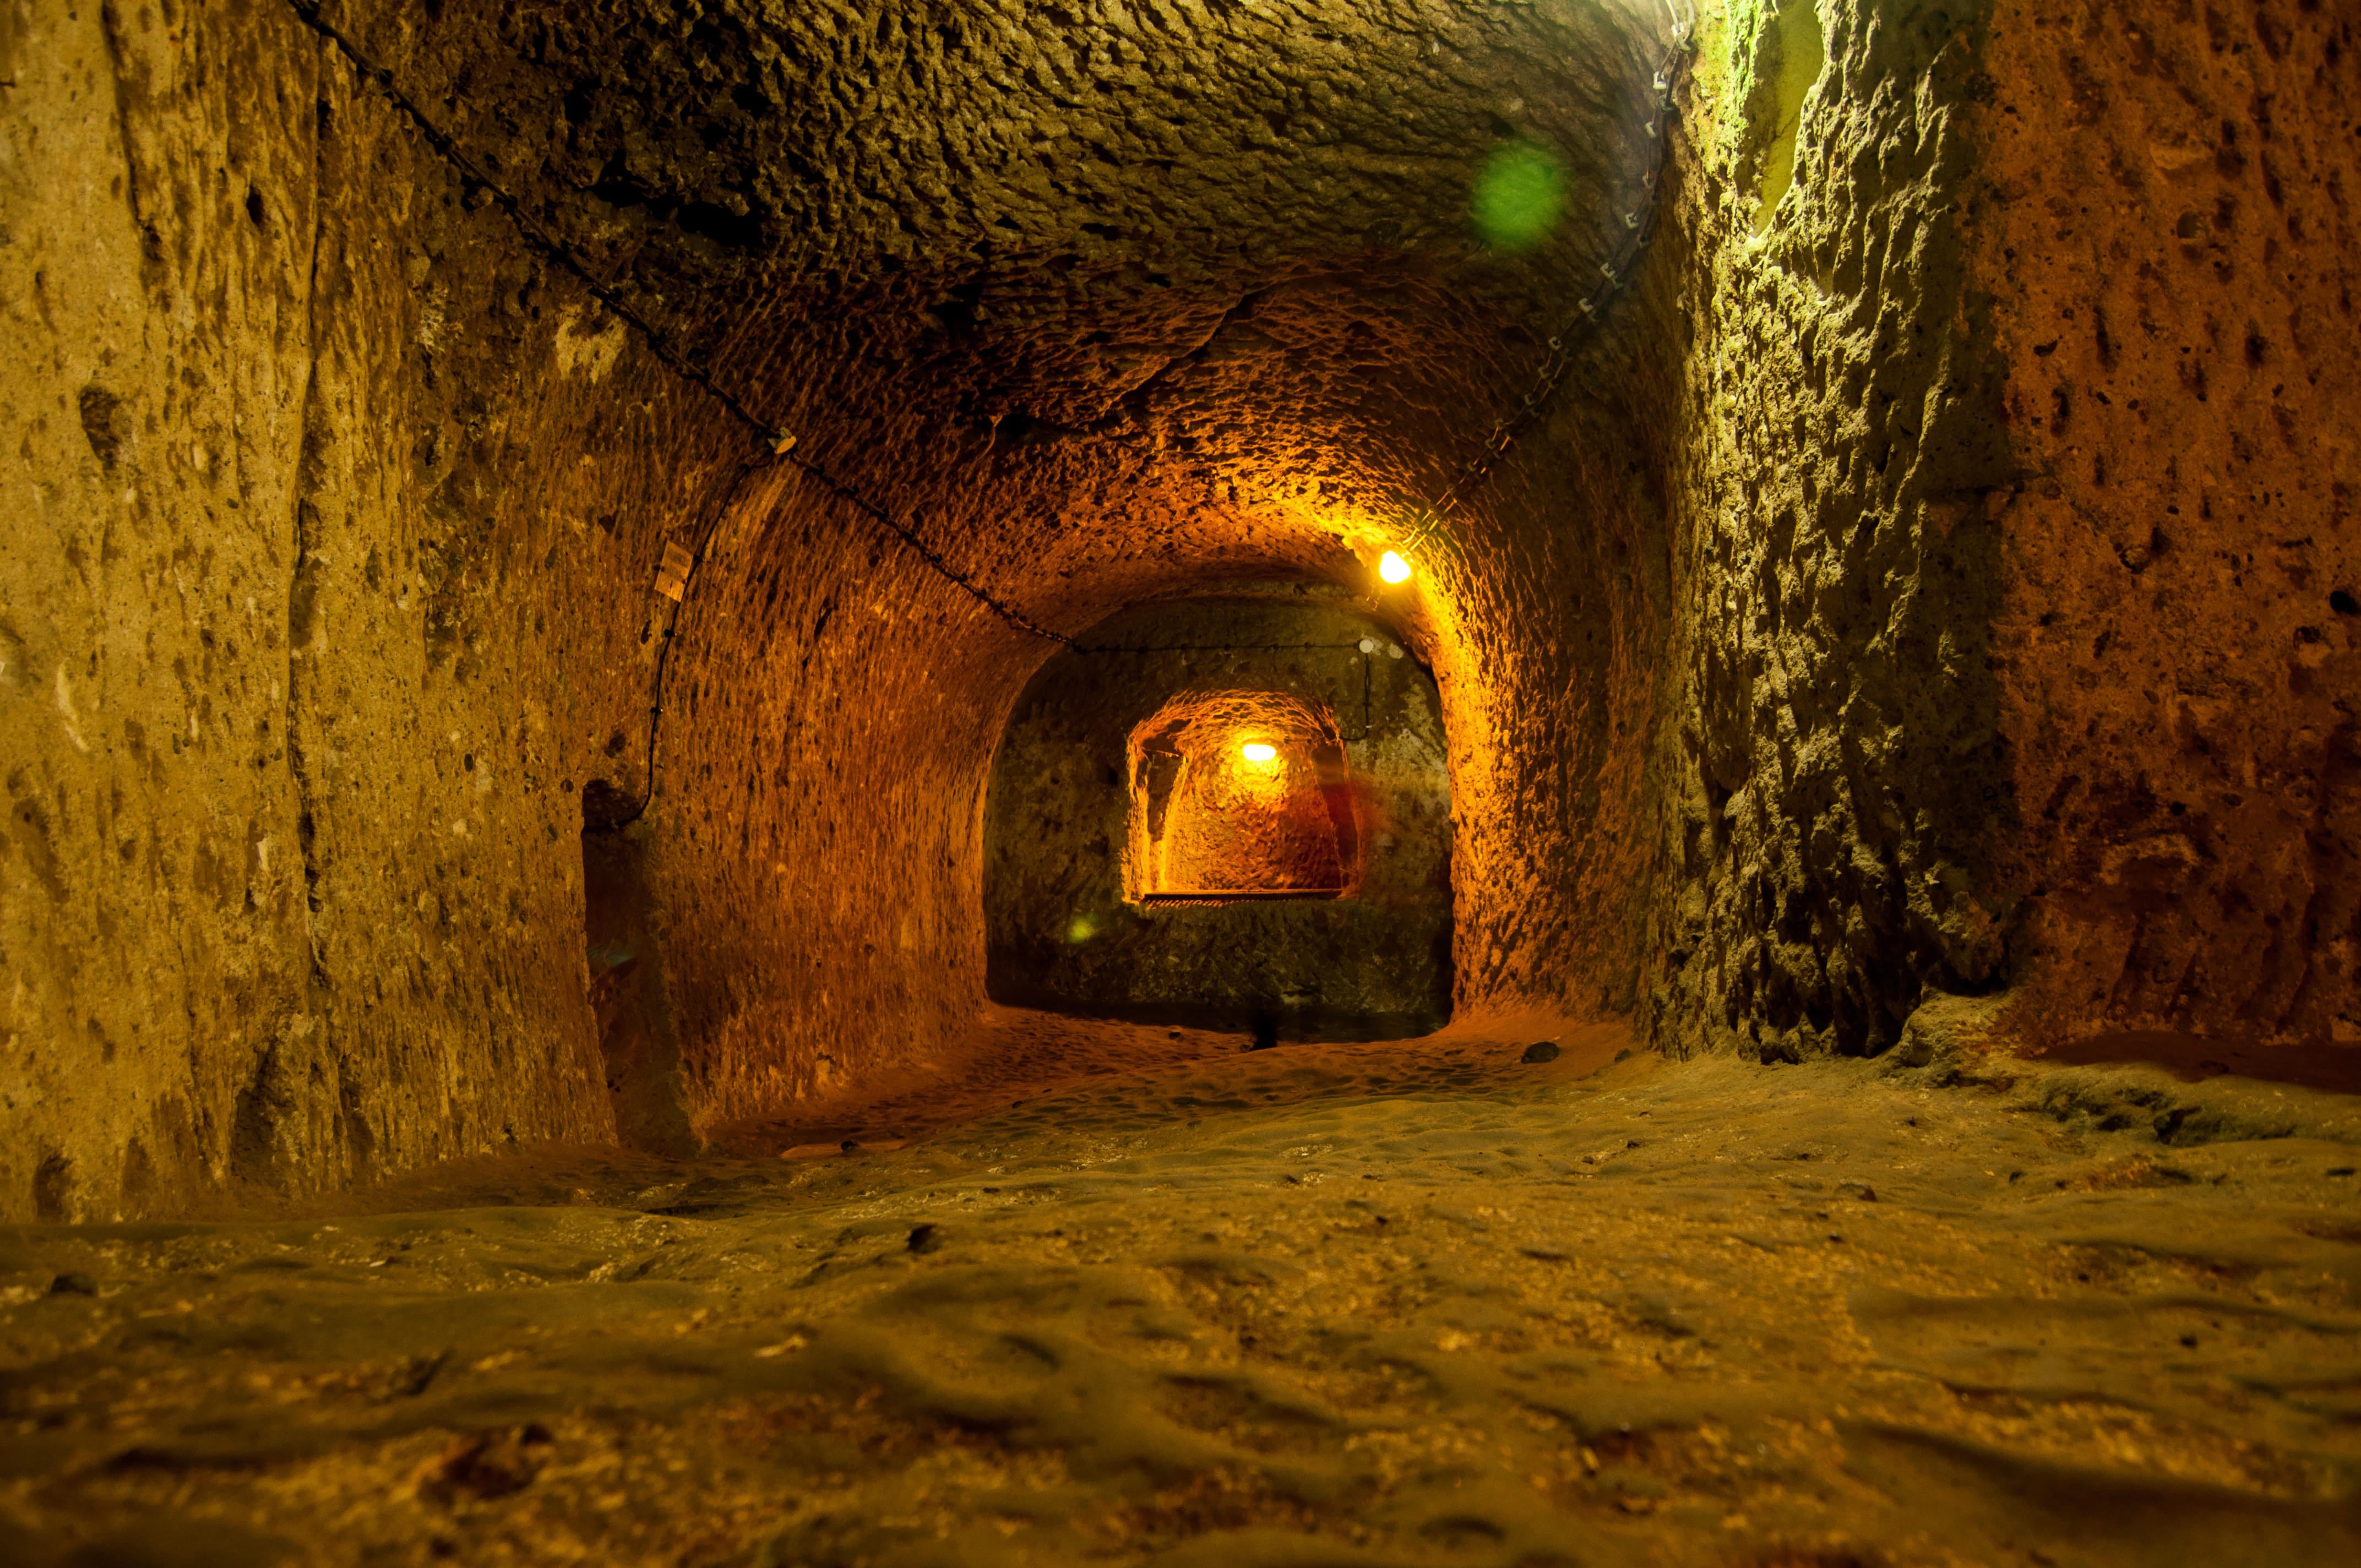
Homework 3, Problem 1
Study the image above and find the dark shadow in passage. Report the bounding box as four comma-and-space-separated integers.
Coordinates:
582, 785, 699, 1155
2030, 1030, 2361, 1096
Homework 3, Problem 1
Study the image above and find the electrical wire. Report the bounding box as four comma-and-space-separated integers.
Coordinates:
283, 0, 1075, 648
1395, 8, 1696, 556
594, 455, 774, 832
283, 0, 1683, 820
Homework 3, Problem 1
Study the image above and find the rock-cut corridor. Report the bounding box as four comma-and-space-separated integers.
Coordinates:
6, 0, 2359, 1563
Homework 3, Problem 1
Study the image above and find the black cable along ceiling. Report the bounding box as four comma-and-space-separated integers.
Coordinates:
280, 0, 1696, 829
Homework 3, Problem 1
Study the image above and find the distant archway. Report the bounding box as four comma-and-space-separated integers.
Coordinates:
983, 592, 1452, 1042
1126, 691, 1357, 902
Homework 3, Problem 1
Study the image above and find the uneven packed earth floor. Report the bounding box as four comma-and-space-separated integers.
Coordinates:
7, 1017, 2361, 1567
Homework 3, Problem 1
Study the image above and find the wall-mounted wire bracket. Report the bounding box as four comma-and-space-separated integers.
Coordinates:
653, 541, 694, 602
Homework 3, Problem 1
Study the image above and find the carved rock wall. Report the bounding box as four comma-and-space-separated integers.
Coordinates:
20, 0, 2342, 1221
3, 0, 1685, 1215
1651, 0, 2359, 1061
0, 0, 749, 1218
565, 0, 1693, 1125
1652, 0, 2016, 1061
1974, 0, 2360, 1050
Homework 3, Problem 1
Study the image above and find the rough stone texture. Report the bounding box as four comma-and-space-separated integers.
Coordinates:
0, 0, 665, 1221
608, 0, 1689, 1128
1126, 689, 1357, 899
1650, 0, 2017, 1062
14, 0, 2352, 1220
984, 594, 1453, 1039
1973, 0, 2360, 1051
1650, 0, 2359, 1064
4, 0, 1680, 1215
7, 1034, 2361, 1565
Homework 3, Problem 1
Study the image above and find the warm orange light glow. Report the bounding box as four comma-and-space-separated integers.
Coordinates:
1379, 551, 1413, 584
1123, 691, 1358, 902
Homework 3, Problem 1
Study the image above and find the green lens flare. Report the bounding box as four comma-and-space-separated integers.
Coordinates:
1471, 140, 1569, 253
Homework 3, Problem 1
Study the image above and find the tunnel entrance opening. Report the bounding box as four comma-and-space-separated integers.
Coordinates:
1127, 692, 1357, 903
984, 592, 1452, 1043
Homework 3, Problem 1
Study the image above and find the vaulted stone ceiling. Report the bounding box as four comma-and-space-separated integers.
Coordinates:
5, 1, 2355, 1226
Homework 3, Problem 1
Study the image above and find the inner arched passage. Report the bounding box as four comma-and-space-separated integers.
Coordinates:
589, 257, 1689, 1134
0, 0, 1700, 1201
1128, 690, 1357, 902
982, 594, 1454, 1043
482, 0, 1694, 1143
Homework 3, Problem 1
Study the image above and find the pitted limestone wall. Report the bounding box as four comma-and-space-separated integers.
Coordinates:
1974, 0, 2360, 1050
1651, 0, 2359, 1063
1651, 0, 2016, 1061
6, 0, 1693, 1213
0, 1, 724, 1218
28, 0, 2346, 1221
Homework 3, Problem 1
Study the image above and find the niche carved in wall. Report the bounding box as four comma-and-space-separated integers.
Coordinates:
1126, 692, 1358, 902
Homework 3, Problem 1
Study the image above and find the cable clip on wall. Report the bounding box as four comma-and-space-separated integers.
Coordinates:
652, 541, 695, 603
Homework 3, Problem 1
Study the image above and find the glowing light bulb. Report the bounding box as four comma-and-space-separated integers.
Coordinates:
1379, 550, 1413, 584
1241, 742, 1278, 764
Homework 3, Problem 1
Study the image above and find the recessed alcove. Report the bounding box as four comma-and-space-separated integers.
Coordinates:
985, 590, 1452, 1042
576, 784, 696, 1158
1125, 689, 1357, 903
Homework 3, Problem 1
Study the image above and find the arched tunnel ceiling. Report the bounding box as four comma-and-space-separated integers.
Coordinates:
407, 0, 1675, 614
15, 0, 2358, 1229
355, 0, 1696, 1139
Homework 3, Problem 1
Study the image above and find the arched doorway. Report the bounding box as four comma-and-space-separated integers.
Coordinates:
984, 590, 1452, 1042
1127, 690, 1357, 901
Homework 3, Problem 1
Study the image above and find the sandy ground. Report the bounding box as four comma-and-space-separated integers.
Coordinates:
4, 1010, 2360, 1567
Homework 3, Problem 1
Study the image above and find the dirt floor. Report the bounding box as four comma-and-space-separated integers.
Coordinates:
5, 1010, 2360, 1567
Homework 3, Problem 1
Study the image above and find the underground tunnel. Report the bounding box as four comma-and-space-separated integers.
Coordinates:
4, 1, 2360, 1563
984, 590, 1455, 1042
